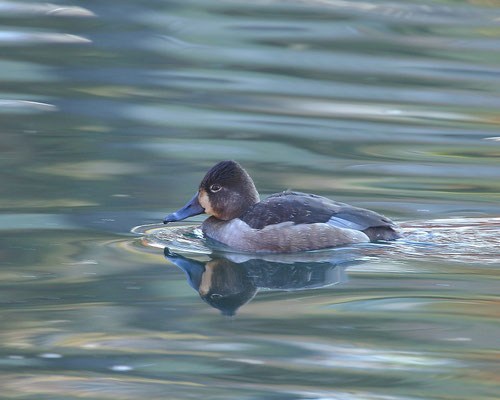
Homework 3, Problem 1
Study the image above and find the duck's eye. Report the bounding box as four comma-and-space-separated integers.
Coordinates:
210, 184, 222, 193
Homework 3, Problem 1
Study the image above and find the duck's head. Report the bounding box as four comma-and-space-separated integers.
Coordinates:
164, 160, 259, 224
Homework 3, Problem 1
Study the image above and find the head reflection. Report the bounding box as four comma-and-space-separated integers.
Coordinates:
165, 248, 362, 316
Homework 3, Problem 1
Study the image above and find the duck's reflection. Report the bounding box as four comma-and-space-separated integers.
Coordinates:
164, 248, 363, 315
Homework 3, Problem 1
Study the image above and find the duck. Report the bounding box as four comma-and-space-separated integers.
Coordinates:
163, 160, 400, 252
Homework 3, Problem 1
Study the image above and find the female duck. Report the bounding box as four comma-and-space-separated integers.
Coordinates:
164, 161, 400, 252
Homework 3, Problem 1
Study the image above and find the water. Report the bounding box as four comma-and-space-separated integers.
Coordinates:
1, 0, 499, 399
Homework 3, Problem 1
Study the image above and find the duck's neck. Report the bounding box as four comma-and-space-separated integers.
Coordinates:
248, 186, 260, 206
238, 182, 259, 217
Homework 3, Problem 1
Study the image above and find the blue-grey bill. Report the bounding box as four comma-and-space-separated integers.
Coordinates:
163, 192, 205, 224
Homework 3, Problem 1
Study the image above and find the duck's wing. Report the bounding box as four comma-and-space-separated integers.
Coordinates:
240, 191, 399, 240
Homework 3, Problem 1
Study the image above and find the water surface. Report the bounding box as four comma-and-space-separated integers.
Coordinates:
1, 0, 499, 399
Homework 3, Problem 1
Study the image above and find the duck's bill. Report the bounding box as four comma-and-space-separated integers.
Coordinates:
163, 193, 205, 224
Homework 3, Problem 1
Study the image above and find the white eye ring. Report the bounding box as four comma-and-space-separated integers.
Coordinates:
210, 184, 222, 192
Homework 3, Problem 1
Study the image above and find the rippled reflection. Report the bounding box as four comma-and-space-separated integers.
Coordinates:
165, 248, 358, 315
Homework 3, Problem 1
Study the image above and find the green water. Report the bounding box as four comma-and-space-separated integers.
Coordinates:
1, 0, 499, 399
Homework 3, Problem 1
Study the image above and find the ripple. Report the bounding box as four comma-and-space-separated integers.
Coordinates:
0, 99, 57, 113
393, 216, 500, 265
132, 223, 211, 254
0, 2, 96, 17
133, 217, 500, 265
0, 31, 91, 45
